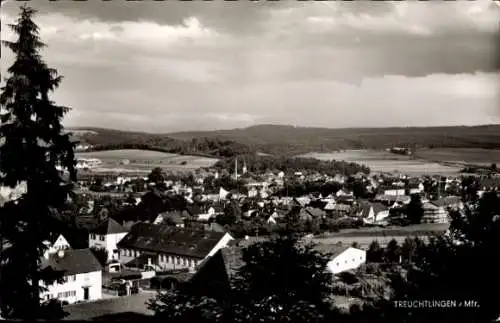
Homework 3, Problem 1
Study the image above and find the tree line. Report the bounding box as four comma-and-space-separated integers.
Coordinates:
82, 138, 251, 158
214, 154, 370, 177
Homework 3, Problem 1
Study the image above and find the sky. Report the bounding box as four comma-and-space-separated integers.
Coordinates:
1, 0, 500, 133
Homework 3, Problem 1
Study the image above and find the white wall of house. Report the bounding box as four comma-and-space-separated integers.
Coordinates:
40, 270, 102, 304
384, 189, 405, 196
118, 233, 233, 270
327, 248, 366, 274
89, 233, 127, 261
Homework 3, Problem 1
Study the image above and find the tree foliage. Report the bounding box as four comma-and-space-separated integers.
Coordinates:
405, 194, 424, 224
0, 5, 77, 319
148, 235, 336, 323
215, 155, 370, 178
352, 192, 500, 323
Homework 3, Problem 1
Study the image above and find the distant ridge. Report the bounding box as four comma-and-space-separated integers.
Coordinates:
68, 124, 500, 156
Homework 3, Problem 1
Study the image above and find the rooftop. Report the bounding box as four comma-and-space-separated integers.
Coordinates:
117, 223, 229, 259
40, 248, 102, 276
90, 218, 128, 235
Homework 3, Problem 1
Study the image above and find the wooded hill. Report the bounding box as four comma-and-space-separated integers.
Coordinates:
70, 124, 500, 157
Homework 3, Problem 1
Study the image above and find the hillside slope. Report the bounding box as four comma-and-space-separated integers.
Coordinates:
167, 124, 500, 154
69, 124, 500, 156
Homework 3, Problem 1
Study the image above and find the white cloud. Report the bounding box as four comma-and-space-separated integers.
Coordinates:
1, 3, 499, 132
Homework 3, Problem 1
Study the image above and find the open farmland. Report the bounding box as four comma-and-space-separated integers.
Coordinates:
300, 150, 463, 175
76, 149, 218, 174
414, 148, 500, 166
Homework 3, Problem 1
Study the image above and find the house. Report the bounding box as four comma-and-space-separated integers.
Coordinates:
336, 195, 355, 205
40, 248, 102, 304
315, 245, 366, 274
332, 203, 351, 215
431, 196, 463, 211
380, 185, 405, 196
219, 187, 230, 200
267, 213, 278, 225
408, 183, 425, 195
88, 218, 129, 262
117, 223, 233, 272
336, 189, 352, 197
358, 202, 390, 224
153, 211, 185, 228
324, 201, 337, 212
43, 234, 71, 259
422, 202, 449, 224
300, 207, 326, 220
374, 194, 411, 206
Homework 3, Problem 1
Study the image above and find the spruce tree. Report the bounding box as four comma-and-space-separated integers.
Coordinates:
0, 5, 77, 319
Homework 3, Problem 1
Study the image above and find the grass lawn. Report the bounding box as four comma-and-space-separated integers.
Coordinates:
63, 293, 154, 320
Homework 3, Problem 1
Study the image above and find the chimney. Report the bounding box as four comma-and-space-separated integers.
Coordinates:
57, 249, 65, 258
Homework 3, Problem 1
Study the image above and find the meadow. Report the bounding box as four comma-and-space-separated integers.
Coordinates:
76, 149, 218, 174
414, 148, 500, 166
300, 150, 463, 175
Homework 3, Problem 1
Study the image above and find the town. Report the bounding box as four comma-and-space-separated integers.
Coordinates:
1, 1, 499, 323
2, 154, 498, 319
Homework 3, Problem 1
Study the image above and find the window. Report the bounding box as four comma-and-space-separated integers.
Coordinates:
177, 257, 180, 265
99, 235, 105, 241
336, 262, 339, 266
90, 234, 96, 240
69, 275, 76, 282
182, 258, 186, 266
58, 291, 76, 298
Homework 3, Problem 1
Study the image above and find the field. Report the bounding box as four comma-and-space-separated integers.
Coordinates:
312, 223, 448, 249
76, 149, 218, 174
300, 150, 463, 175
414, 148, 500, 166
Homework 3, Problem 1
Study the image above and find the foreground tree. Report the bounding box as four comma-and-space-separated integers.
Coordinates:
0, 5, 77, 319
352, 193, 500, 323
149, 235, 336, 322
405, 194, 424, 224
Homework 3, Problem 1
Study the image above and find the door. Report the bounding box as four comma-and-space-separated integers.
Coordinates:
83, 287, 89, 300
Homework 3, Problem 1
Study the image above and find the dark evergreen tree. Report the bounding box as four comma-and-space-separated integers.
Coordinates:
366, 240, 383, 262
383, 239, 402, 263
0, 5, 77, 319
405, 194, 424, 224
148, 235, 336, 323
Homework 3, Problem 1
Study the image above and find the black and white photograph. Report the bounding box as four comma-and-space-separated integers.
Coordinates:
0, 0, 499, 322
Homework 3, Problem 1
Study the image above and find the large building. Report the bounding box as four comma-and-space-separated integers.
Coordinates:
117, 223, 233, 272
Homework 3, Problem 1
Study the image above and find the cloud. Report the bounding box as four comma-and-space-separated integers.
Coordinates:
1, 2, 499, 132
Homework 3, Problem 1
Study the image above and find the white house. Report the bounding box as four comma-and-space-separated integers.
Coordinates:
117, 223, 233, 272
316, 245, 367, 274
408, 183, 425, 195
43, 234, 71, 259
358, 202, 390, 224
381, 186, 405, 196
40, 248, 102, 304
89, 218, 128, 262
